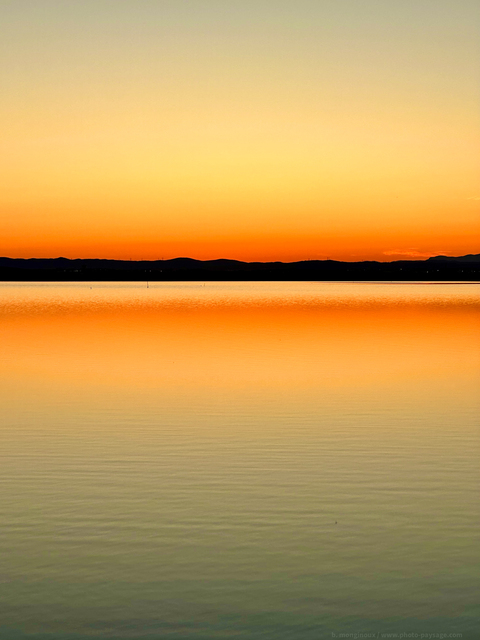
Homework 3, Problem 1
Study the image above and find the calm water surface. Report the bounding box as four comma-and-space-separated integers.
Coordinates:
1, 282, 479, 639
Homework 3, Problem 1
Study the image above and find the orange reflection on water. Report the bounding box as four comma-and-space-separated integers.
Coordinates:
2, 286, 479, 403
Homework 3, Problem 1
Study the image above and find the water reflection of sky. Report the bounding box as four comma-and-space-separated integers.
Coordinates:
1, 283, 479, 639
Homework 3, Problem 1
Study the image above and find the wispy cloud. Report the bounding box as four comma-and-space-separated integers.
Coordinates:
383, 249, 437, 259
466, 196, 480, 200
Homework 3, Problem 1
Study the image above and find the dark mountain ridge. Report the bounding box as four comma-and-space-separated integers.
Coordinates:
0, 254, 478, 281
427, 253, 480, 262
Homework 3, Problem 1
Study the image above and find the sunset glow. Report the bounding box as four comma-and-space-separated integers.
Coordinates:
1, 1, 479, 261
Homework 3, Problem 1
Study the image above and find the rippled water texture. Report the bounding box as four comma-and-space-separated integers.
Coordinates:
1, 282, 479, 639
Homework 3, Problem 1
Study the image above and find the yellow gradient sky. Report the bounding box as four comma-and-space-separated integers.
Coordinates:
1, 0, 479, 261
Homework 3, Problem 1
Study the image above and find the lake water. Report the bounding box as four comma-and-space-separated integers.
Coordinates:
1, 282, 479, 639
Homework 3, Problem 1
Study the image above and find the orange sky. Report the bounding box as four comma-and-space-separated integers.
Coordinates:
1, 1, 479, 261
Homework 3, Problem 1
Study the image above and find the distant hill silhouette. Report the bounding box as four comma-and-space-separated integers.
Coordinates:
0, 255, 478, 281
427, 253, 480, 263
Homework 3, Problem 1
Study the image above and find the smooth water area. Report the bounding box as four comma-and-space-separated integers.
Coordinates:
1, 282, 479, 639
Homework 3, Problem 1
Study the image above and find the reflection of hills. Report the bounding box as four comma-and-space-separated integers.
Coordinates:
0, 254, 479, 281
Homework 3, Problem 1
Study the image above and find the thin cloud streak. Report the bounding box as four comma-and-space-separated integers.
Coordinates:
383, 249, 439, 259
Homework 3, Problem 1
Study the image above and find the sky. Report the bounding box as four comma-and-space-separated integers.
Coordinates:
1, 0, 479, 262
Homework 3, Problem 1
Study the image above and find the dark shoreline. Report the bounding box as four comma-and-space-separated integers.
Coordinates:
1, 256, 479, 282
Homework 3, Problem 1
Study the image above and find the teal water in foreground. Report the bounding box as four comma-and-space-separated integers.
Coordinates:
0, 282, 479, 639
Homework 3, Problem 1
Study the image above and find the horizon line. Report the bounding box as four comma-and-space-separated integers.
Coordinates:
2, 254, 476, 264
